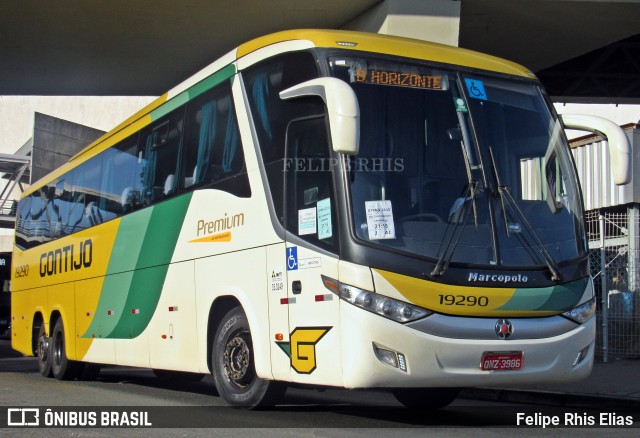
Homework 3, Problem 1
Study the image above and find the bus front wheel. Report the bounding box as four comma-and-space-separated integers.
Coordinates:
51, 318, 79, 380
211, 307, 285, 408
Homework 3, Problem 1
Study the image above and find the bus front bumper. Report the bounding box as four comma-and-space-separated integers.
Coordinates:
339, 302, 595, 389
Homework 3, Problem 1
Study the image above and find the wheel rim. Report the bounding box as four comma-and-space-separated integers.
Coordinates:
223, 329, 254, 388
37, 334, 49, 363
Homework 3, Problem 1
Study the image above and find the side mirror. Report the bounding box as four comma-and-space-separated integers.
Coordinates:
560, 114, 631, 185
280, 78, 360, 155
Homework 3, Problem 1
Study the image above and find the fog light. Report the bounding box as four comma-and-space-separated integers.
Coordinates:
373, 344, 407, 372
374, 346, 398, 368
572, 344, 591, 367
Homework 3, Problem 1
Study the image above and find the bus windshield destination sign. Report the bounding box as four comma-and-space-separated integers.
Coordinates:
354, 67, 444, 90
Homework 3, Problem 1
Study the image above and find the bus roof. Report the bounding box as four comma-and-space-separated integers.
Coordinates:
23, 29, 536, 197
238, 29, 534, 79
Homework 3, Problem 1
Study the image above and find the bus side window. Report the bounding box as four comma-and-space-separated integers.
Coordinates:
29, 188, 48, 245
243, 51, 319, 225
52, 179, 68, 239
182, 79, 249, 197
76, 158, 103, 230
139, 109, 185, 205
285, 116, 338, 252
113, 133, 142, 214
15, 196, 32, 249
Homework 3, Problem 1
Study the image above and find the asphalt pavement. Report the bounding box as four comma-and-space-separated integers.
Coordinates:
1, 339, 638, 411
460, 357, 640, 411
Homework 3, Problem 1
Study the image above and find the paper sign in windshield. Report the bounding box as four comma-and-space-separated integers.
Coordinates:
317, 198, 332, 239
365, 200, 396, 240
298, 207, 317, 236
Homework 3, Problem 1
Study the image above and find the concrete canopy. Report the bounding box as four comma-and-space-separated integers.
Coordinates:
1, 0, 640, 100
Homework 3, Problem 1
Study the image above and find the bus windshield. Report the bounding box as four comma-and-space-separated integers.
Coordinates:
329, 56, 586, 269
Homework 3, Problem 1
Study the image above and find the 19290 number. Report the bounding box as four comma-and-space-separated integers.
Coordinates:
439, 294, 488, 307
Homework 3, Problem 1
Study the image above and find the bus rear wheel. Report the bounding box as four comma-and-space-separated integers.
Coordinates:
36, 323, 52, 377
212, 307, 285, 408
392, 387, 460, 409
51, 318, 79, 380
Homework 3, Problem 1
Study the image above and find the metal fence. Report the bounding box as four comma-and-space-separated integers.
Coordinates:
586, 210, 640, 361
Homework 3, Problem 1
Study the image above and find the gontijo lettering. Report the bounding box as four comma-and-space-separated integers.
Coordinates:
39, 239, 93, 277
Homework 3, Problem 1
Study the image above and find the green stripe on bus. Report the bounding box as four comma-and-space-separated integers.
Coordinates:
150, 92, 189, 121
536, 277, 588, 311
150, 64, 236, 122
107, 193, 192, 338
187, 64, 236, 100
134, 193, 192, 269
82, 209, 153, 338
497, 277, 587, 312
82, 193, 193, 339
83, 271, 135, 338
107, 209, 153, 274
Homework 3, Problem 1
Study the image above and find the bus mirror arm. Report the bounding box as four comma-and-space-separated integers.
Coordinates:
560, 114, 631, 185
280, 78, 360, 155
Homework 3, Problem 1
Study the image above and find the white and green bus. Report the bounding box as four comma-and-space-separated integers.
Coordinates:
12, 29, 630, 408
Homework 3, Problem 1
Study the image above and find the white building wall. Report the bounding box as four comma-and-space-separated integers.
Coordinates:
0, 95, 156, 251
0, 95, 156, 155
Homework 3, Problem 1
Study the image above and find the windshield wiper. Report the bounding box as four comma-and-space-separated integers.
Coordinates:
430, 180, 477, 277
430, 127, 480, 277
488, 147, 561, 282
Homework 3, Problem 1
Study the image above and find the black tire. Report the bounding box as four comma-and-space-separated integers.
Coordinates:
50, 318, 79, 380
212, 307, 285, 408
392, 387, 460, 409
153, 369, 205, 382
36, 323, 52, 378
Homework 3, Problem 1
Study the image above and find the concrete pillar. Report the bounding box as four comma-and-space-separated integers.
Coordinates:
343, 0, 461, 47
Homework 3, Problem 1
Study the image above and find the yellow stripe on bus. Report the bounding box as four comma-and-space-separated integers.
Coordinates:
12, 219, 121, 359
373, 268, 538, 317
238, 29, 534, 79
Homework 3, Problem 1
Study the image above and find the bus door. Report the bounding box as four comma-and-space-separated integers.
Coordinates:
281, 115, 342, 386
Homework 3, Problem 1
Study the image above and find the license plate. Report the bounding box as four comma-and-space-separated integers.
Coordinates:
481, 351, 523, 371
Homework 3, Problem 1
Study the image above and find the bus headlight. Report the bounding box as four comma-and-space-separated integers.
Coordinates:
562, 298, 596, 324
322, 275, 432, 323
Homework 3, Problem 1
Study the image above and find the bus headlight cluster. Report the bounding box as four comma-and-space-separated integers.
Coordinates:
562, 298, 596, 324
562, 277, 596, 324
322, 275, 432, 323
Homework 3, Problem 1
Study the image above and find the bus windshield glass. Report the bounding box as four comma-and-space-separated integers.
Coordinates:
329, 56, 585, 268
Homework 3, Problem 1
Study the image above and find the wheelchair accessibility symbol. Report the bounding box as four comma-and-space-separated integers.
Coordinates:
464, 78, 487, 100
287, 247, 298, 271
